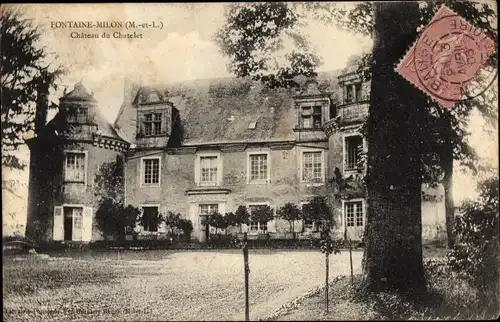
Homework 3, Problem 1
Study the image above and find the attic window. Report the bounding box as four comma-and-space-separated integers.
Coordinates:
248, 122, 257, 129
301, 106, 322, 129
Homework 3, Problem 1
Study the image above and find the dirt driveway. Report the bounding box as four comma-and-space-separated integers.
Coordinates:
3, 249, 362, 321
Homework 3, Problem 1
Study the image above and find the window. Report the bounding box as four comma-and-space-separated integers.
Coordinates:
199, 204, 219, 216
144, 112, 162, 136
345, 83, 363, 104
345, 201, 363, 227
355, 83, 363, 102
249, 204, 268, 232
301, 106, 322, 129
200, 156, 219, 186
345, 85, 354, 103
68, 107, 88, 123
142, 157, 160, 186
302, 151, 323, 182
141, 206, 159, 232
345, 135, 363, 170
65, 152, 86, 183
248, 153, 269, 183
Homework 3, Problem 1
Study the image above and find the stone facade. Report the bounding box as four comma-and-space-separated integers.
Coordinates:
26, 65, 446, 244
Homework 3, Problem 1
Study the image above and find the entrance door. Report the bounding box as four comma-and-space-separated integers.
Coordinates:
344, 201, 364, 241
64, 208, 73, 241
198, 204, 218, 242
63, 207, 83, 241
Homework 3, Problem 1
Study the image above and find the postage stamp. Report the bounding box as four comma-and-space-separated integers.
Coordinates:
396, 5, 496, 109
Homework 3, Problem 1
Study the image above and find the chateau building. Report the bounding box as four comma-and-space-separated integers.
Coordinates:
26, 63, 447, 243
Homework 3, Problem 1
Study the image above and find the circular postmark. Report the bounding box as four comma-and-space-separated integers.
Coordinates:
413, 10, 497, 104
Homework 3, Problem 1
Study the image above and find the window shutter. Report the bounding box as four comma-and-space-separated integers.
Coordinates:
53, 206, 64, 241
159, 206, 168, 233
82, 207, 93, 242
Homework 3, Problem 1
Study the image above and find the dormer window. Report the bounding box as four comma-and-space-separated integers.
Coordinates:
143, 112, 162, 136
301, 105, 322, 129
344, 82, 363, 104
68, 107, 88, 123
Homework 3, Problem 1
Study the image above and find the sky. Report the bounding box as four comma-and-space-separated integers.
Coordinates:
2, 3, 498, 235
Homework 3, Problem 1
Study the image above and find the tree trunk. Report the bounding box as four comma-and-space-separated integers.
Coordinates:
362, 2, 426, 293
441, 111, 456, 248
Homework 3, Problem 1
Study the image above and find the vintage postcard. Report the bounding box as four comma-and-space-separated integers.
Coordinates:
2, 2, 498, 321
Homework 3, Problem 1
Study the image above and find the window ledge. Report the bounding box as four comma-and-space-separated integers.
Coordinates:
198, 182, 220, 187
140, 183, 161, 188
247, 180, 270, 185
186, 187, 231, 195
64, 180, 85, 184
301, 182, 325, 187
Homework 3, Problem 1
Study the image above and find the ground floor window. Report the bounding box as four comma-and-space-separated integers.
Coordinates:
249, 204, 268, 232
345, 201, 363, 227
141, 206, 159, 232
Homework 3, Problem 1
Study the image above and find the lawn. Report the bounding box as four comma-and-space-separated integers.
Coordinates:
3, 249, 363, 321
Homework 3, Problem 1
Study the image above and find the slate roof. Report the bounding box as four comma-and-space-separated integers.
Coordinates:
118, 70, 343, 146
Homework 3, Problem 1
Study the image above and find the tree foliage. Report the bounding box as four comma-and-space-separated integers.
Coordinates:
95, 198, 141, 241
302, 196, 334, 230
208, 212, 230, 235
1, 6, 65, 170
214, 2, 321, 88
94, 156, 125, 205
251, 205, 275, 228
448, 176, 499, 305
276, 202, 301, 237
234, 205, 251, 232
164, 212, 193, 242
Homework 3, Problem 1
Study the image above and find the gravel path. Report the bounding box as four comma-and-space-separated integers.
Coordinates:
3, 249, 362, 321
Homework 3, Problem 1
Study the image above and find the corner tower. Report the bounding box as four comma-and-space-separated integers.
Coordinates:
26, 82, 130, 243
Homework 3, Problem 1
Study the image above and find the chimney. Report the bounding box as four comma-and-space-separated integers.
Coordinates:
35, 82, 50, 135
123, 72, 141, 105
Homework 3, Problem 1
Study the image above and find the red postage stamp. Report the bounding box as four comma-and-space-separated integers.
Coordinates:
396, 5, 496, 109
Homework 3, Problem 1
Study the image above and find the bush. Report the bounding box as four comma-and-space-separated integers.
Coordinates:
164, 212, 194, 242
447, 176, 499, 314
95, 199, 141, 241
